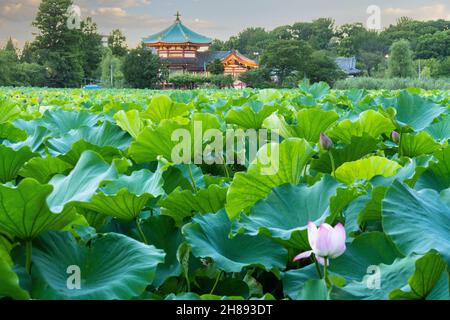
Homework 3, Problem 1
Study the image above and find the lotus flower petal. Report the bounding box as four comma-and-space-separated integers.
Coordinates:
329, 223, 346, 258
293, 250, 313, 262
307, 221, 318, 250
314, 223, 334, 257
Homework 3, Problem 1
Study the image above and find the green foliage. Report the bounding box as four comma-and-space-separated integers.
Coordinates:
108, 29, 128, 57
388, 40, 416, 78
0, 85, 449, 301
334, 77, 450, 90
207, 59, 225, 75
122, 45, 164, 89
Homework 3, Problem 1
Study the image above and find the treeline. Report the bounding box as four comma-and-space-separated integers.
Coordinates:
211, 18, 450, 87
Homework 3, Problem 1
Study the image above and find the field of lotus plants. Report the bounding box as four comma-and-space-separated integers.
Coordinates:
0, 83, 449, 300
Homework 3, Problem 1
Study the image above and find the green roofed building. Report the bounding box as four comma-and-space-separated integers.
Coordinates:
143, 12, 258, 77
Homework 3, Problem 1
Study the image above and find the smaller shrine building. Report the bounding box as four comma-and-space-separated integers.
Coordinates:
143, 13, 258, 77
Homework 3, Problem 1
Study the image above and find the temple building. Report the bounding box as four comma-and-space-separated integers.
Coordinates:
143, 13, 258, 77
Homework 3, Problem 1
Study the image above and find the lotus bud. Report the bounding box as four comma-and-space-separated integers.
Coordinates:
391, 131, 400, 144
320, 133, 334, 151
293, 222, 346, 266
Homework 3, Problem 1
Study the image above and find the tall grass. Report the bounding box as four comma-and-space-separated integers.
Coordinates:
334, 77, 450, 90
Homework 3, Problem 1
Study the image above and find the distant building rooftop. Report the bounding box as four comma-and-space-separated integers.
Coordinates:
335, 57, 361, 75
143, 12, 212, 45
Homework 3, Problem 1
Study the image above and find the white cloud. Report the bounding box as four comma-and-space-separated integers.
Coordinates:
384, 4, 450, 21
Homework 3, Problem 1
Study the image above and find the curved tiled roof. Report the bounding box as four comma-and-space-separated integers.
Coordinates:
143, 18, 212, 45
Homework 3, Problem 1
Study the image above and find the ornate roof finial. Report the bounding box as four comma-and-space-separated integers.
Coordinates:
175, 11, 181, 22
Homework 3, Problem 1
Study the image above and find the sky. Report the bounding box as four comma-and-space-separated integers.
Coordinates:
1, 0, 450, 48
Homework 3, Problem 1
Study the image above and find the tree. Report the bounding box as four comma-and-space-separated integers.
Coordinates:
388, 40, 416, 78
0, 50, 17, 86
291, 18, 335, 50
239, 68, 273, 88
415, 30, 450, 59
207, 59, 224, 75
433, 57, 450, 78
4, 38, 18, 60
80, 17, 103, 81
122, 44, 164, 88
32, 0, 84, 87
108, 29, 128, 57
306, 51, 346, 85
359, 50, 384, 76
260, 40, 313, 85
225, 27, 272, 58
20, 42, 36, 63
100, 47, 124, 88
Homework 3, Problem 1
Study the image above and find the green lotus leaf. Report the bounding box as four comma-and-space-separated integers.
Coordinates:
328, 110, 395, 144
383, 181, 450, 264
182, 210, 287, 273
113, 109, 144, 139
298, 279, 329, 300
0, 100, 21, 124
262, 113, 296, 139
257, 89, 283, 103
159, 184, 228, 226
263, 108, 339, 143
19, 156, 73, 183
54, 140, 124, 166
416, 146, 450, 191
0, 239, 30, 300
83, 167, 166, 221
129, 113, 221, 163
226, 103, 278, 129
0, 144, 37, 183
389, 251, 449, 300
299, 81, 330, 100
46, 151, 118, 213
399, 132, 440, 157
335, 156, 402, 185
47, 121, 132, 155
136, 216, 183, 287
293, 108, 339, 142
425, 115, 450, 142
392, 91, 446, 131
332, 251, 448, 300
331, 232, 403, 281
31, 231, 165, 300
282, 265, 320, 300
0, 122, 27, 142
226, 138, 315, 219
142, 95, 191, 122
311, 135, 379, 174
0, 179, 78, 239
5, 126, 50, 153
35, 108, 101, 136
236, 176, 341, 245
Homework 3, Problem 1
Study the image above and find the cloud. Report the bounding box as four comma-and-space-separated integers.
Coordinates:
0, 0, 39, 21
384, 4, 450, 21
93, 7, 128, 17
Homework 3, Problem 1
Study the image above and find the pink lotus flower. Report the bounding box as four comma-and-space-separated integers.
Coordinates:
293, 222, 346, 266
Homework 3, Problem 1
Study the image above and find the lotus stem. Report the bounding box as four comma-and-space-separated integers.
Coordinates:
25, 240, 32, 274
136, 219, 148, 244
329, 151, 336, 178
188, 165, 198, 192
314, 257, 323, 279
209, 271, 222, 295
